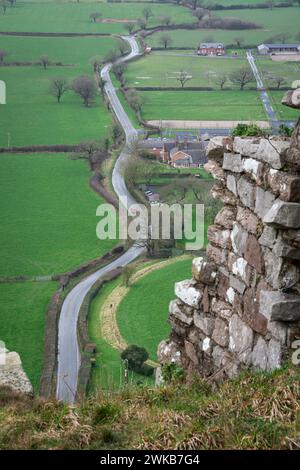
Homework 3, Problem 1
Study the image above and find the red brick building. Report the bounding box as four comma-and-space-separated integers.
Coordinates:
197, 43, 225, 56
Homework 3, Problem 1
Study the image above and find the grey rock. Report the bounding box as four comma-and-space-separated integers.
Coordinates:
267, 320, 287, 344
212, 345, 226, 368
223, 152, 243, 172
264, 199, 300, 229
242, 157, 262, 181
267, 338, 282, 371
230, 275, 246, 295
229, 314, 254, 363
233, 137, 260, 157
212, 318, 229, 347
263, 248, 299, 289
227, 174, 237, 196
255, 138, 289, 170
273, 238, 300, 260
258, 226, 277, 248
169, 300, 193, 326
157, 340, 181, 365
259, 290, 300, 322
193, 312, 215, 336
237, 176, 256, 210
230, 222, 248, 256
251, 336, 268, 371
175, 279, 202, 308
255, 187, 275, 220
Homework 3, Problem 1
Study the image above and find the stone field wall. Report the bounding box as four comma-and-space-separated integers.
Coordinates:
158, 96, 300, 381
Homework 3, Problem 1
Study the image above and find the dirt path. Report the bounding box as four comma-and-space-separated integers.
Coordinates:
99, 255, 191, 368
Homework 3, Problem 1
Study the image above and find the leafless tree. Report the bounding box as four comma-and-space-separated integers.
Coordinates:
142, 7, 153, 20
269, 75, 287, 89
112, 63, 127, 87
89, 12, 102, 23
230, 67, 254, 90
137, 18, 147, 30
267, 0, 275, 9
160, 15, 172, 26
215, 73, 228, 90
125, 22, 135, 34
127, 89, 144, 113
89, 56, 102, 73
193, 7, 207, 23
97, 76, 106, 95
40, 55, 49, 69
0, 49, 8, 64
49, 77, 69, 103
176, 70, 192, 88
158, 34, 173, 49
75, 140, 107, 170
72, 75, 97, 107
0, 1, 9, 14
118, 40, 129, 56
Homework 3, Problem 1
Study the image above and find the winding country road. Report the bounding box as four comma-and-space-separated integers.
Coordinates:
56, 36, 144, 404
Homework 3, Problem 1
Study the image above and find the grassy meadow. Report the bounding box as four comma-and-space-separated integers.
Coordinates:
138, 90, 267, 121
0, 280, 57, 391
0, 153, 117, 277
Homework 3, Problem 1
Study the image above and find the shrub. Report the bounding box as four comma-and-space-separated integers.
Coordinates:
231, 123, 267, 137
121, 345, 149, 374
162, 362, 185, 383
93, 403, 120, 424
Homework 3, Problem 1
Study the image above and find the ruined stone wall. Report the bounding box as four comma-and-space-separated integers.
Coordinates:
158, 108, 300, 380
0, 341, 33, 395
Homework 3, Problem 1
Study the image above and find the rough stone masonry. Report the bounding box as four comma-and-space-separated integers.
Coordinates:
158, 89, 300, 381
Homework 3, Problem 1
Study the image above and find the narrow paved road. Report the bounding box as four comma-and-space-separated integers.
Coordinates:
56, 36, 144, 404
246, 51, 279, 129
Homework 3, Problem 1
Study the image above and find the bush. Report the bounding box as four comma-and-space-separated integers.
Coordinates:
121, 345, 149, 374
162, 362, 185, 383
93, 403, 120, 424
231, 123, 267, 137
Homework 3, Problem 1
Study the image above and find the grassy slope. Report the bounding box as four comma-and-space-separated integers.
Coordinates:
269, 91, 300, 120
147, 7, 300, 48
117, 258, 192, 361
0, 281, 57, 391
0, 1, 193, 33
0, 153, 117, 277
88, 277, 154, 392
125, 53, 250, 88
139, 90, 267, 121
0, 366, 299, 449
0, 35, 119, 146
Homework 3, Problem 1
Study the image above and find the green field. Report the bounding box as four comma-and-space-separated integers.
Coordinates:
138, 90, 267, 121
147, 6, 300, 49
0, 280, 57, 391
0, 35, 121, 146
117, 258, 192, 361
125, 53, 250, 88
0, 1, 193, 34
256, 57, 300, 89
269, 91, 300, 120
0, 153, 117, 277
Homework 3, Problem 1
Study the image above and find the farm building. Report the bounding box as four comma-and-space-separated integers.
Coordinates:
197, 43, 225, 56
257, 44, 300, 55
163, 141, 207, 168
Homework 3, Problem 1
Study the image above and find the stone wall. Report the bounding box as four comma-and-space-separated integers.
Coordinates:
158, 94, 300, 381
0, 341, 33, 395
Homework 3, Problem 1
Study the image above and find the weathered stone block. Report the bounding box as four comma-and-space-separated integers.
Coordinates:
233, 137, 260, 157
223, 153, 243, 172
215, 205, 237, 229
212, 318, 229, 347
226, 174, 237, 196
207, 225, 231, 249
211, 181, 237, 206
207, 243, 227, 265
194, 312, 215, 336
169, 300, 193, 326
255, 138, 289, 170
258, 226, 277, 248
263, 248, 299, 289
267, 320, 287, 344
255, 187, 275, 220
217, 272, 230, 299
267, 169, 300, 203
229, 314, 254, 363
237, 176, 256, 210
243, 287, 268, 335
175, 279, 202, 308
267, 338, 282, 371
264, 199, 300, 229
202, 337, 213, 354
192, 257, 217, 285
157, 340, 181, 365
251, 336, 268, 371
230, 275, 246, 295
259, 290, 300, 322
232, 257, 252, 286
236, 206, 260, 235
273, 237, 300, 260
211, 298, 233, 320
204, 160, 225, 181
231, 222, 247, 256
226, 287, 236, 305
206, 136, 233, 160
184, 340, 199, 366
242, 157, 263, 181
244, 234, 265, 274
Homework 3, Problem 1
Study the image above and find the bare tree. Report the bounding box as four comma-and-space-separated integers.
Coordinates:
267, 0, 275, 9
124, 22, 135, 34
40, 55, 49, 69
230, 67, 254, 90
269, 75, 287, 89
137, 17, 147, 30
234, 36, 245, 48
193, 7, 207, 23
97, 76, 106, 95
89, 56, 102, 73
127, 89, 144, 113
89, 12, 102, 23
72, 75, 97, 107
176, 70, 192, 88
112, 63, 127, 87
142, 7, 153, 20
158, 34, 173, 49
75, 140, 107, 170
118, 40, 129, 56
267, 33, 290, 44
215, 73, 227, 90
49, 77, 69, 103
160, 15, 172, 26
0, 49, 8, 64
0, 1, 9, 14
